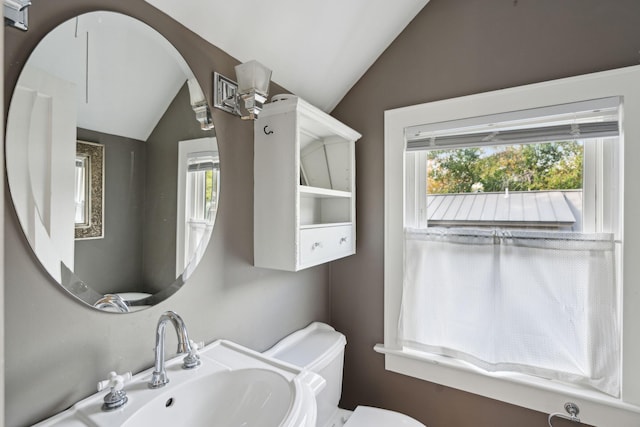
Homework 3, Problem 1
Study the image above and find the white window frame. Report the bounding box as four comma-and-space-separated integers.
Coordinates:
176, 137, 219, 277
381, 66, 640, 426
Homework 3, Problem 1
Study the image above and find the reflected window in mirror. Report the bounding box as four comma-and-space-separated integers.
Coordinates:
187, 155, 219, 223
183, 153, 219, 270
176, 137, 219, 277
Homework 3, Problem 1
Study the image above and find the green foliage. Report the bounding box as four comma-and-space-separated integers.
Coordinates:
427, 141, 583, 194
205, 169, 217, 221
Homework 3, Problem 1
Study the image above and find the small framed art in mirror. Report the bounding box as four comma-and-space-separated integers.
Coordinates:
75, 140, 104, 240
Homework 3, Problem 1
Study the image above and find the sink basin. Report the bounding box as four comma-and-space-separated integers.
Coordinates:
122, 368, 293, 427
33, 340, 324, 427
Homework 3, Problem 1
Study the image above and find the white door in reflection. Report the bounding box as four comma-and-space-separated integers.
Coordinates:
6, 65, 77, 281
176, 137, 219, 278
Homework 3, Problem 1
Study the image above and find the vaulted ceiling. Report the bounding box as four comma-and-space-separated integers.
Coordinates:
144, 0, 429, 112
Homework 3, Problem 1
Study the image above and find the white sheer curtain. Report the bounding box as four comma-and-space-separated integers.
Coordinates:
399, 227, 619, 396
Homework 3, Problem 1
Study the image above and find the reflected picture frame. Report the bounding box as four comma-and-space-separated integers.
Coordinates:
75, 140, 104, 239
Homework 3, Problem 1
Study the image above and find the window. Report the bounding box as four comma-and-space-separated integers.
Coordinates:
382, 66, 640, 426
402, 100, 620, 396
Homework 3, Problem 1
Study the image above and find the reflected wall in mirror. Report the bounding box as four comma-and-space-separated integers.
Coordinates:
5, 11, 219, 312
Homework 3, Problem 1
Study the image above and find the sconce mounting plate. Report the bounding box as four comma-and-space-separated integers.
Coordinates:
4, 0, 31, 31
213, 72, 240, 116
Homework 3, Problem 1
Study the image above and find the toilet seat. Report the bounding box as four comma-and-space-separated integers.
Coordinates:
344, 406, 425, 427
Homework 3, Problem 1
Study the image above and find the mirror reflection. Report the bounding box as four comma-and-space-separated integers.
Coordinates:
6, 11, 219, 312
74, 140, 104, 239
74, 153, 89, 226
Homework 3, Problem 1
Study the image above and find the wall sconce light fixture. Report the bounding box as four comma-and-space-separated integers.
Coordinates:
4, 0, 31, 31
214, 60, 272, 120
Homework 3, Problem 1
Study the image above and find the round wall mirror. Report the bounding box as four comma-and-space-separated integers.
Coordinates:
6, 11, 219, 312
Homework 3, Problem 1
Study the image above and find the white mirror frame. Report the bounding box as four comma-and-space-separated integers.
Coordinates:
382, 65, 640, 425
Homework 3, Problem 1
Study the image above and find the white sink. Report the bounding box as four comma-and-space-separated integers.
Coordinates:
34, 340, 324, 427
121, 368, 293, 427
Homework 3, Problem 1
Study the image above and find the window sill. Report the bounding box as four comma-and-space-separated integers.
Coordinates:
374, 344, 640, 426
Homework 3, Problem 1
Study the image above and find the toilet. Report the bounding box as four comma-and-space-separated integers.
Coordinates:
264, 322, 426, 427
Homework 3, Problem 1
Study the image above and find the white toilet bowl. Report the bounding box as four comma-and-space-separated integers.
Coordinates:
344, 406, 425, 427
264, 322, 425, 427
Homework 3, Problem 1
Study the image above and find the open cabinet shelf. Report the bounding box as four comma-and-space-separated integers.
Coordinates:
299, 222, 353, 230
299, 185, 351, 199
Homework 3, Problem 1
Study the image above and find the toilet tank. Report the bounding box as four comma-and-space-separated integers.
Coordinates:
264, 322, 347, 427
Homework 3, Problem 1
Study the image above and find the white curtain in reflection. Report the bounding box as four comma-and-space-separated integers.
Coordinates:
399, 227, 619, 396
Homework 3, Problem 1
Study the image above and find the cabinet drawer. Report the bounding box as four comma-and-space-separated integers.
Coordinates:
299, 224, 354, 268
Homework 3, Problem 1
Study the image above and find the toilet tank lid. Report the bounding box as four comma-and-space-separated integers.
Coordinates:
264, 322, 346, 370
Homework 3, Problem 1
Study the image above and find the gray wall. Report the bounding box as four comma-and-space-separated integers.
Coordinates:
3, 1, 329, 426
75, 128, 146, 295
330, 1, 640, 427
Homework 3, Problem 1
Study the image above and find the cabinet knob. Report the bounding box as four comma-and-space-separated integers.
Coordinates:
339, 237, 348, 244
312, 242, 322, 250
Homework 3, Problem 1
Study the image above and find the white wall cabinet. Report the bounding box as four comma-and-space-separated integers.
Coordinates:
254, 95, 361, 271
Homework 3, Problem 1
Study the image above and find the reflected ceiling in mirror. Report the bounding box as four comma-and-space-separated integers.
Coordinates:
6, 11, 219, 313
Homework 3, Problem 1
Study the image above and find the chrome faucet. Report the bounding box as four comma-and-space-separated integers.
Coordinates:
149, 311, 201, 388
94, 294, 130, 313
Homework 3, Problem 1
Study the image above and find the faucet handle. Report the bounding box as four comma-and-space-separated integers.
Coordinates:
97, 371, 132, 392
98, 371, 132, 411
182, 340, 203, 369
190, 340, 205, 351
